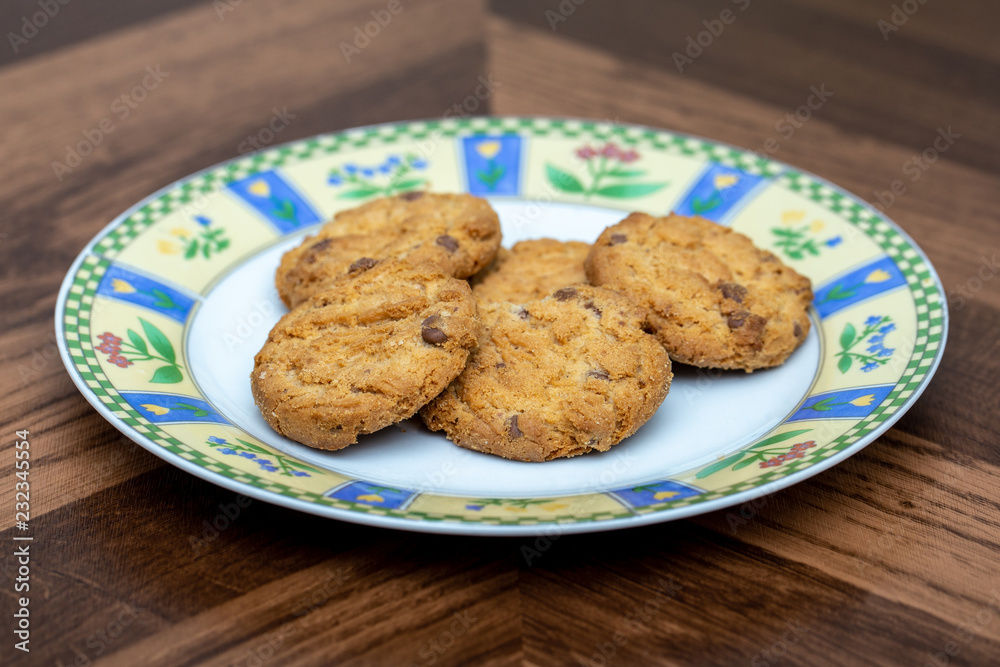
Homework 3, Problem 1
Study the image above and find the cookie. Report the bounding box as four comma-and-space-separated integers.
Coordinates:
421, 285, 672, 462
470, 239, 591, 304
252, 260, 480, 450
585, 213, 812, 371
276, 192, 501, 308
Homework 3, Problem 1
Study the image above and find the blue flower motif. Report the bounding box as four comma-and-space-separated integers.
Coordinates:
194, 215, 212, 227
291, 471, 310, 477
879, 323, 896, 334
218, 448, 236, 455
867, 343, 882, 354
257, 459, 272, 466
239, 452, 256, 459
861, 362, 879, 372
378, 163, 393, 174
825, 236, 843, 247
361, 168, 375, 178
386, 155, 401, 166
344, 164, 358, 174
260, 465, 278, 472
879, 348, 894, 357
409, 158, 428, 170
465, 504, 483, 511
865, 315, 883, 327
328, 174, 343, 185
208, 436, 228, 444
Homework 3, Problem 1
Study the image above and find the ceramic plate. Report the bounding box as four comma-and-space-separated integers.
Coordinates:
56, 117, 947, 536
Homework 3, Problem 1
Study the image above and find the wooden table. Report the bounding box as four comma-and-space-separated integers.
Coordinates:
2, 0, 999, 664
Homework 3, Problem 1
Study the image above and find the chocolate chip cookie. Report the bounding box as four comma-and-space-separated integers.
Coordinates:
420, 285, 672, 462
253, 260, 480, 450
277, 192, 501, 308
585, 213, 812, 371
471, 239, 591, 304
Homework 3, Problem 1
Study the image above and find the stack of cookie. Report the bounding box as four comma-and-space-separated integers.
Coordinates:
252, 193, 812, 462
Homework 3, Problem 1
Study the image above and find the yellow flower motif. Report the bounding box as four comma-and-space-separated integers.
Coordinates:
810, 220, 825, 232
540, 503, 568, 511
157, 240, 180, 255
850, 394, 875, 407
141, 404, 170, 416
475, 141, 502, 160
714, 174, 739, 190
504, 506, 527, 513
247, 179, 271, 198
356, 494, 384, 503
865, 269, 891, 284
653, 491, 679, 501
782, 209, 805, 224
170, 227, 190, 238
111, 278, 137, 293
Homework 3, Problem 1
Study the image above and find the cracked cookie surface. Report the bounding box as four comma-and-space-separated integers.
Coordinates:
471, 238, 591, 304
420, 285, 671, 462
277, 192, 501, 308
585, 213, 813, 371
253, 260, 480, 450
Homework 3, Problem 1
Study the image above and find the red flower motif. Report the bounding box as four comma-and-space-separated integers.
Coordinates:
108, 354, 133, 368
620, 150, 640, 163
576, 146, 598, 160
98, 332, 123, 345
601, 142, 620, 158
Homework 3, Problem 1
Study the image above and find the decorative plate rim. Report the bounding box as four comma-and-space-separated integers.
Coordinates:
55, 115, 949, 536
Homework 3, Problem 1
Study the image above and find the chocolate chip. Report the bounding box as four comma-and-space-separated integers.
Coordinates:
399, 191, 424, 201
610, 234, 627, 245
421, 326, 448, 345
436, 235, 459, 253
587, 369, 609, 380
496, 362, 506, 369
719, 282, 747, 304
554, 287, 577, 301
584, 300, 603, 317
349, 257, 377, 273
793, 322, 803, 338
508, 415, 523, 439
517, 308, 530, 320
727, 311, 749, 329
421, 316, 448, 344
306, 238, 332, 263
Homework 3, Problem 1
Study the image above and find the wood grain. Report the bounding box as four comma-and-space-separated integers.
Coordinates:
2, 0, 998, 665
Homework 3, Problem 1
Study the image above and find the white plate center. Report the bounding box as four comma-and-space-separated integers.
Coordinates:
187, 200, 820, 497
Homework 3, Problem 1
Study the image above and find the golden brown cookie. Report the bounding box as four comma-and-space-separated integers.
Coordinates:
277, 192, 501, 308
252, 260, 480, 451
421, 285, 672, 462
470, 239, 591, 304
585, 213, 812, 371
